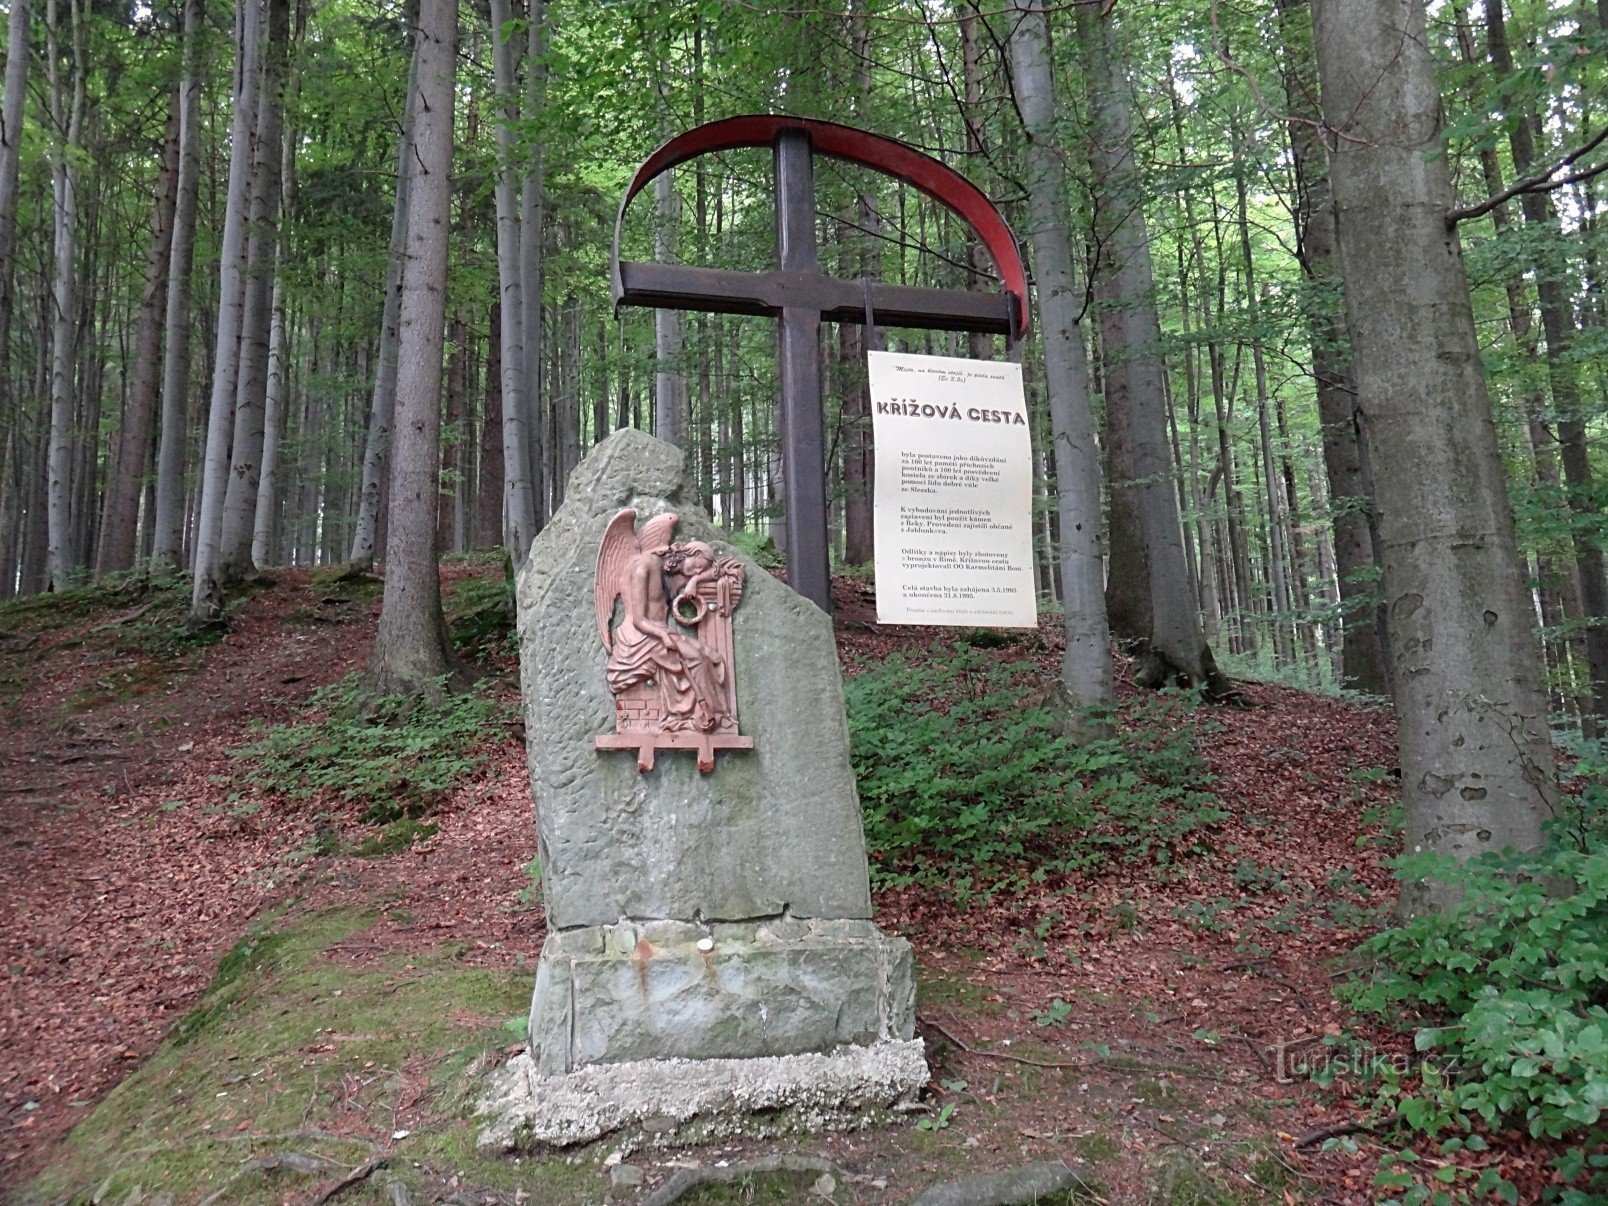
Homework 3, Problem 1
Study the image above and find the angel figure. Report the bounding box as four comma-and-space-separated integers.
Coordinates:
595, 510, 732, 734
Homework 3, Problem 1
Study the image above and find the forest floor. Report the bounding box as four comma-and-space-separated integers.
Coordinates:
0, 562, 1563, 1204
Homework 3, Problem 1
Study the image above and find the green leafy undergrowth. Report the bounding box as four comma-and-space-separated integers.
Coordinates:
1339, 814, 1608, 1199
844, 647, 1225, 897
232, 674, 510, 823
18, 909, 604, 1206
445, 559, 517, 660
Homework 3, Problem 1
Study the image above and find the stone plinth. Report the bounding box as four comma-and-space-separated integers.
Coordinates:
486, 430, 924, 1148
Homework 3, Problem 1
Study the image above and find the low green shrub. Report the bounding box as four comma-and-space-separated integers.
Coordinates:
1341, 796, 1608, 1187
232, 675, 508, 822
445, 560, 516, 660
844, 647, 1224, 895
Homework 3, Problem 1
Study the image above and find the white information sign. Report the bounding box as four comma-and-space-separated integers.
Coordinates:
868, 350, 1038, 628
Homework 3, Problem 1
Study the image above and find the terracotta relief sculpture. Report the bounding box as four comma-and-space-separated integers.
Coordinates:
594, 509, 754, 772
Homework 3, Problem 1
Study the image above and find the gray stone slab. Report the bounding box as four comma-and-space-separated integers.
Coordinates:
528, 918, 915, 1077
515, 427, 872, 930
477, 1039, 929, 1151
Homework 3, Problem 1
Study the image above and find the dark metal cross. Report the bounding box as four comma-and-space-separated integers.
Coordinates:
612, 116, 1029, 614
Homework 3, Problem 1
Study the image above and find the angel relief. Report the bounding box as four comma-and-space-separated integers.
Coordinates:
593, 509, 754, 773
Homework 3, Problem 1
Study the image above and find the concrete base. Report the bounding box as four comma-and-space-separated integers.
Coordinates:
528, 917, 916, 1077
477, 1040, 929, 1151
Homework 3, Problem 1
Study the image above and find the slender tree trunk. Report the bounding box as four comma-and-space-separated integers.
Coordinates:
189, 0, 263, 619
1312, 0, 1556, 913
368, 0, 458, 694
218, 0, 289, 581
0, 0, 32, 469
653, 169, 689, 447
1084, 8, 1225, 693
487, 0, 536, 563
44, 0, 84, 591
1483, 0, 1608, 727
348, 39, 416, 572
96, 103, 180, 577
520, 0, 547, 533
1277, 0, 1391, 692
477, 303, 504, 548
252, 121, 294, 568
1009, 0, 1114, 723
149, 0, 203, 576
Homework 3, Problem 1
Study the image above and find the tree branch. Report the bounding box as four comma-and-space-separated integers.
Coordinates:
1447, 125, 1608, 225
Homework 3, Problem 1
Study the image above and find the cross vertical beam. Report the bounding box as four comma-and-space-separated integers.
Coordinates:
773, 129, 832, 612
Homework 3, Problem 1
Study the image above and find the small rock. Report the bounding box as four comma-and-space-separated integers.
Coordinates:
610, 1164, 643, 1188
811, 1172, 837, 1196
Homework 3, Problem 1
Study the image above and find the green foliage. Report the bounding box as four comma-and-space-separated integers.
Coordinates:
445, 561, 517, 661
232, 675, 509, 823
844, 647, 1225, 897
1341, 824, 1608, 1156
726, 529, 784, 569
350, 818, 440, 857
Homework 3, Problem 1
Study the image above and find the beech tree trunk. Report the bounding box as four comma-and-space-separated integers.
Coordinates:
1083, 9, 1226, 694
1276, 0, 1389, 693
520, 0, 547, 532
149, 0, 202, 576
367, 0, 459, 695
1483, 0, 1608, 728
1008, 0, 1114, 722
218, 0, 289, 582
488, 0, 537, 562
0, 0, 31, 478
349, 39, 415, 572
653, 167, 689, 447
1312, 0, 1556, 914
96, 104, 180, 577
44, 0, 84, 591
253, 122, 295, 568
478, 303, 505, 548
190, 0, 264, 619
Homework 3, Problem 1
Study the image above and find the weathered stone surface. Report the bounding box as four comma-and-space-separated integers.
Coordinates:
516, 428, 872, 929
527, 917, 915, 1077
477, 1040, 928, 1151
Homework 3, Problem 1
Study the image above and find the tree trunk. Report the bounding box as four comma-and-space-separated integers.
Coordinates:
1312, 0, 1556, 913
0, 0, 32, 488
189, 0, 264, 619
520, 0, 547, 532
477, 303, 504, 547
96, 102, 180, 577
487, 0, 537, 563
653, 168, 689, 447
367, 0, 459, 694
1483, 0, 1608, 728
1008, 0, 1114, 722
218, 0, 289, 582
149, 0, 203, 576
1276, 0, 1390, 694
1083, 8, 1226, 694
253, 119, 295, 569
348, 39, 416, 572
44, 0, 84, 591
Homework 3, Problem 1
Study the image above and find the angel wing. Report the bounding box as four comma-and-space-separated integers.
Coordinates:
594, 508, 640, 651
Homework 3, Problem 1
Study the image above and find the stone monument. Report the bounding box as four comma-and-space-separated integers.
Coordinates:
481, 429, 925, 1150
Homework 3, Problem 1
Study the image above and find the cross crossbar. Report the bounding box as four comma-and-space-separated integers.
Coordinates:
611, 115, 1029, 613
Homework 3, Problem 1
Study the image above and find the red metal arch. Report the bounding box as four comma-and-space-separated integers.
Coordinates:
612, 114, 1029, 340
